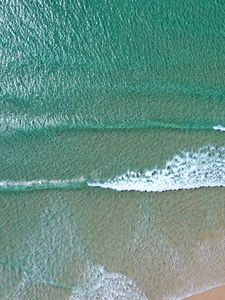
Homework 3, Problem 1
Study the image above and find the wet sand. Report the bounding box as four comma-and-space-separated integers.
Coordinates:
184, 285, 225, 300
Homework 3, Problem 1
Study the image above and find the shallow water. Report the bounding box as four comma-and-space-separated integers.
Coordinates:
1, 187, 225, 299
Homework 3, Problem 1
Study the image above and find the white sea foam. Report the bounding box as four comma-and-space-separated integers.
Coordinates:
89, 146, 225, 192
213, 125, 225, 132
69, 264, 148, 300
0, 177, 85, 190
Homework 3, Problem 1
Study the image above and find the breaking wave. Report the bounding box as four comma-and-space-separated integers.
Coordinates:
213, 125, 225, 132
89, 146, 225, 192
0, 178, 87, 192
2, 146, 225, 193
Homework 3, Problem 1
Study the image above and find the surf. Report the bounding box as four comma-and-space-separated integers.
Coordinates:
213, 125, 225, 132
0, 178, 87, 192
1, 145, 225, 193
89, 146, 225, 192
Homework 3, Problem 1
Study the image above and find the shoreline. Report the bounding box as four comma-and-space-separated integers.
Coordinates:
184, 285, 225, 299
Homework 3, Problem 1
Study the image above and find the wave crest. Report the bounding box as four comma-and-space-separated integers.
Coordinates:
2, 146, 225, 193
89, 146, 225, 192
0, 178, 86, 191
1, 113, 225, 133
213, 125, 225, 132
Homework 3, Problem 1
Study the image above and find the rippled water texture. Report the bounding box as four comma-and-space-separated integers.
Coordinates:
1, 0, 225, 132
1, 0, 225, 299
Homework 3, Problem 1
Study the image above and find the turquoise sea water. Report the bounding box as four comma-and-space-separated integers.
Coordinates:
1, 1, 225, 299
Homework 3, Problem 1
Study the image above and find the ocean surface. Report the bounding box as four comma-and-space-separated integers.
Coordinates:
1, 1, 225, 299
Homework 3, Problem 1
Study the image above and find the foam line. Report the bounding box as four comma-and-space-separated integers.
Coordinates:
89, 146, 225, 192
0, 178, 87, 191
2, 146, 225, 193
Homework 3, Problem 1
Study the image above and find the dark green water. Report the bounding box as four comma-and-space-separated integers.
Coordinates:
1, 1, 225, 299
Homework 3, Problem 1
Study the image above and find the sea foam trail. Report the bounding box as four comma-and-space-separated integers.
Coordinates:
0, 178, 87, 191
0, 113, 225, 133
89, 146, 225, 192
